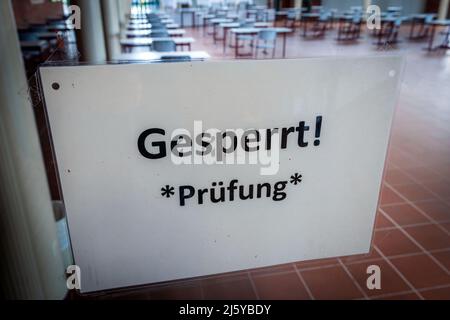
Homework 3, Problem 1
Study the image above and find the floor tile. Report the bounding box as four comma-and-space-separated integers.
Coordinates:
375, 210, 395, 229
442, 222, 450, 233
382, 204, 430, 226
404, 224, 450, 251
390, 254, 450, 289
374, 229, 421, 257
420, 287, 450, 300
373, 292, 420, 300
149, 283, 203, 300
202, 274, 256, 300
403, 166, 442, 184
301, 265, 364, 300
424, 180, 450, 200
380, 186, 405, 206
252, 272, 311, 300
384, 169, 416, 186
394, 184, 437, 202
414, 200, 450, 222
431, 251, 450, 272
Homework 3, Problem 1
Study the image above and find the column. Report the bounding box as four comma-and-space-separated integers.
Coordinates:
101, 0, 121, 61
72, 0, 107, 63
438, 0, 449, 20
0, 0, 66, 299
363, 0, 372, 12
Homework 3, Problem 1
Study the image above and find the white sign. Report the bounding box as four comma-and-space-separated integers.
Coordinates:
40, 57, 403, 293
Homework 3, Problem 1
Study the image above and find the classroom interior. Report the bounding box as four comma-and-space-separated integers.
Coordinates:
2, 0, 450, 300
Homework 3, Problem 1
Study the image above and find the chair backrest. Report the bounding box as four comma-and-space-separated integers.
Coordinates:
151, 23, 166, 29
319, 13, 330, 22
287, 9, 298, 19
352, 15, 362, 24
19, 32, 39, 41
425, 15, 434, 24
149, 18, 161, 24
258, 29, 276, 41
151, 30, 169, 38
152, 40, 176, 52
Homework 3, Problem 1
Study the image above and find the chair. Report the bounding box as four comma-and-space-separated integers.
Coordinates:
254, 29, 277, 58
310, 13, 329, 37
235, 21, 256, 55
19, 32, 39, 41
152, 40, 176, 52
336, 15, 361, 41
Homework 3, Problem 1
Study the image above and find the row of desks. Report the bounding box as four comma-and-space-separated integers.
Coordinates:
125, 29, 186, 38
122, 12, 209, 62
117, 51, 210, 62
127, 23, 180, 30
121, 37, 195, 52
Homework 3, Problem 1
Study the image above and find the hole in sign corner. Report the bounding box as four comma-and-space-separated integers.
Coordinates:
52, 82, 60, 91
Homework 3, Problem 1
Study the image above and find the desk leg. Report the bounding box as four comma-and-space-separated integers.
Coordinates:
213, 24, 217, 44
235, 34, 238, 58
223, 28, 227, 54
282, 33, 287, 58
428, 25, 436, 51
409, 18, 416, 39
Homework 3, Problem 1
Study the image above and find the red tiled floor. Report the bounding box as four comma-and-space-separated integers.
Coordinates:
420, 287, 450, 300
251, 272, 311, 300
375, 210, 395, 229
382, 204, 430, 226
148, 283, 203, 300
403, 166, 443, 184
374, 292, 420, 300
104, 289, 151, 300
404, 224, 450, 251
414, 200, 450, 222
300, 265, 364, 300
202, 274, 257, 300
442, 222, 450, 233
380, 186, 405, 206
431, 251, 450, 272
424, 180, 450, 200
390, 254, 450, 289
393, 184, 437, 202
345, 260, 411, 297
374, 229, 421, 257
384, 169, 416, 186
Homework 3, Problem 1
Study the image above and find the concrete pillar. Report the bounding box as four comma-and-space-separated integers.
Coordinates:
101, 0, 121, 60
295, 0, 303, 8
438, 0, 449, 20
117, 0, 126, 29
72, 0, 107, 63
363, 0, 372, 12
0, 0, 66, 299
